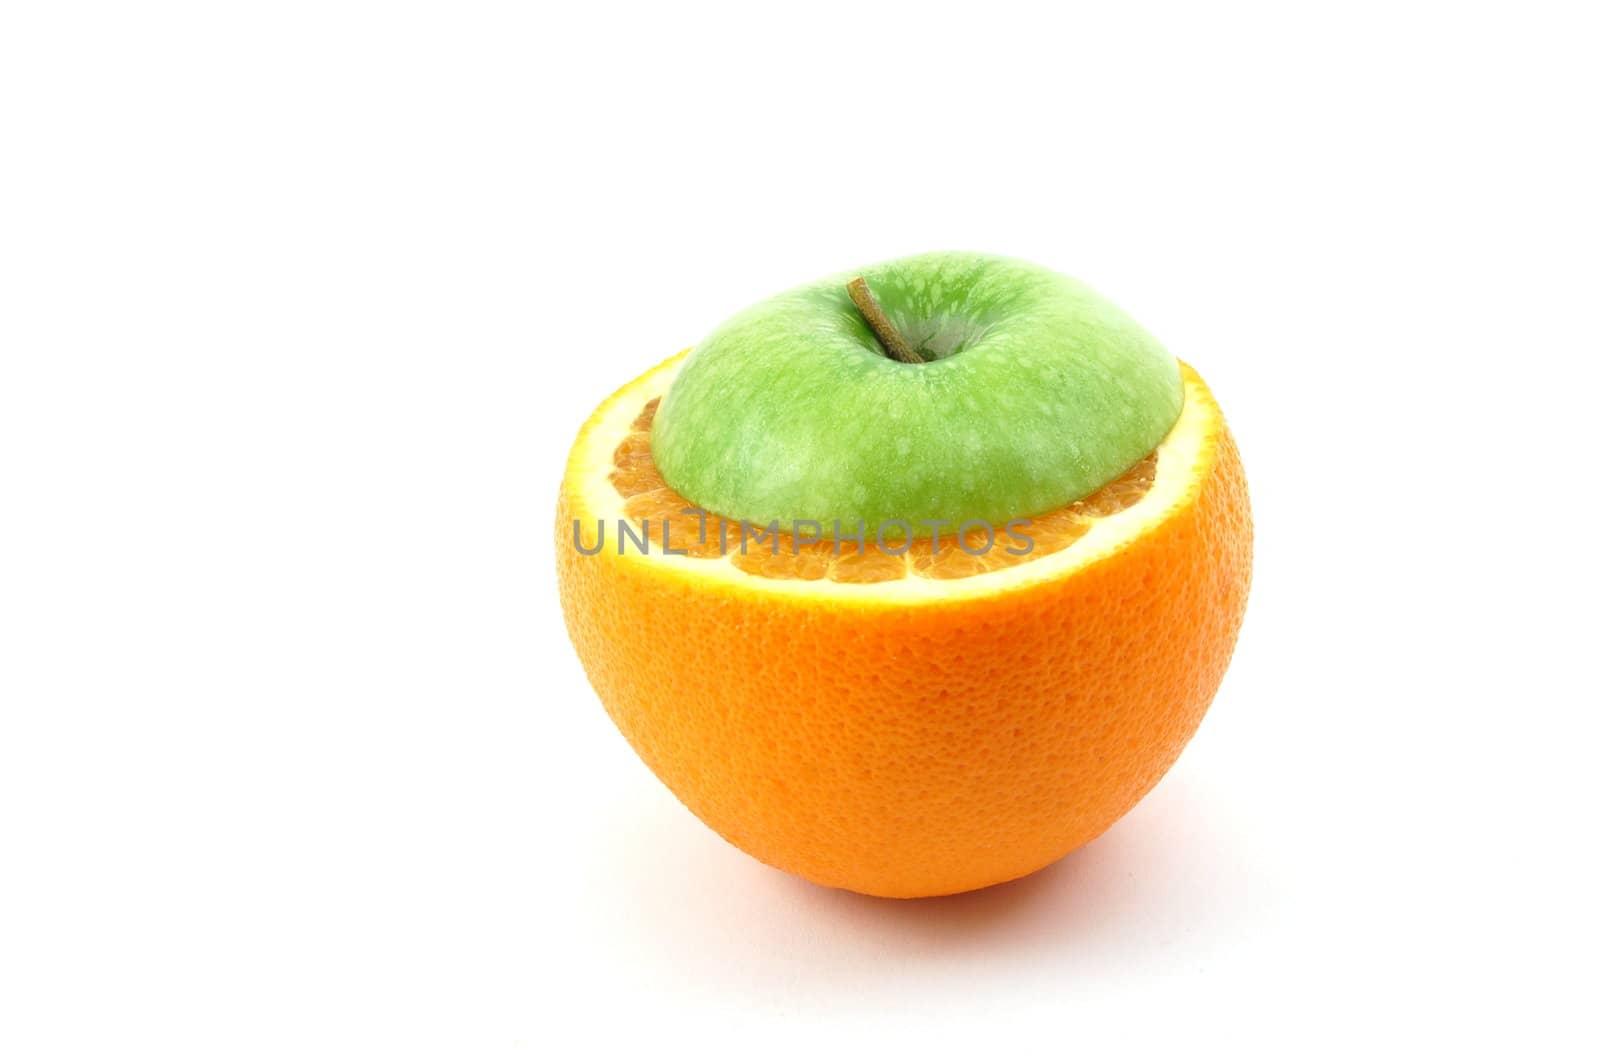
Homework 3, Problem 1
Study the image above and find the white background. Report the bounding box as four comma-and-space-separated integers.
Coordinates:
3, 2, 1597, 1059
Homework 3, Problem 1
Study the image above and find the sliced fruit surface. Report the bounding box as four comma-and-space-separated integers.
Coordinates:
567, 352, 1213, 601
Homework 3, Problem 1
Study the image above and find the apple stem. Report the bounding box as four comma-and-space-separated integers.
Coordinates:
847, 277, 926, 364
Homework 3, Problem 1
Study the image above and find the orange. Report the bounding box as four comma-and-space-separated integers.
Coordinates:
557, 352, 1252, 898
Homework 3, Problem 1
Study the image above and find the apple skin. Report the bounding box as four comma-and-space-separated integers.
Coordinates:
651, 251, 1182, 538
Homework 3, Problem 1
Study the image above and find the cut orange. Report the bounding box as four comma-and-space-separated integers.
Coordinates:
557, 352, 1252, 898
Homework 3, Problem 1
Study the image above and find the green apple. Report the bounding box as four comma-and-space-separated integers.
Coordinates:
651, 251, 1182, 538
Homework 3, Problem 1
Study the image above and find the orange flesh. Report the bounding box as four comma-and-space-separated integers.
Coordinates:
606, 396, 1159, 584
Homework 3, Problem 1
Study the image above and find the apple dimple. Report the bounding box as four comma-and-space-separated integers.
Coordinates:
651, 251, 1183, 539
